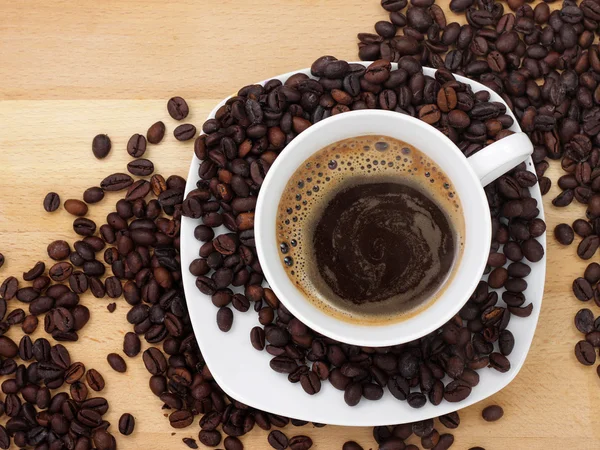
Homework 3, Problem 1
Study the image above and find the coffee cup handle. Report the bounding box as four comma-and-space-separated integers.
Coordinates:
466, 132, 534, 186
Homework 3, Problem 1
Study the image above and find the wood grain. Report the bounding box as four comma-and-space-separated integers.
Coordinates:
1, 1, 600, 449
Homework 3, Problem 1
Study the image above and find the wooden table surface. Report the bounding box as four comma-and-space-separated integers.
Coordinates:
1, 1, 599, 449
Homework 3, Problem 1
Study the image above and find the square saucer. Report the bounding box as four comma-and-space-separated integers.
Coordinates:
181, 65, 546, 426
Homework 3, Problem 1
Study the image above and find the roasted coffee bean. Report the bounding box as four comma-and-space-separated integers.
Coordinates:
84, 368, 104, 392
82, 186, 104, 204
575, 309, 594, 334
174, 124, 197, 141
123, 332, 141, 357
147, 121, 166, 144
554, 223, 574, 245
575, 340, 596, 365
250, 326, 266, 351
143, 347, 167, 375
43, 192, 61, 212
107, 353, 127, 373
578, 236, 599, 259
342, 442, 364, 450
92, 134, 111, 159
224, 436, 244, 450
585, 263, 600, 285
65, 361, 85, 384
119, 413, 135, 435
23, 261, 45, 281
268, 430, 289, 449
127, 133, 147, 157
439, 411, 460, 429
522, 239, 544, 262
101, 173, 134, 191
127, 158, 154, 176
482, 405, 504, 422
168, 96, 189, 120
183, 438, 199, 449
217, 307, 234, 332
199, 429, 222, 446
64, 199, 88, 217
288, 435, 312, 450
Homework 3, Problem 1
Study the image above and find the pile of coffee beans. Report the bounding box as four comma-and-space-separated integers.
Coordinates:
1, 95, 334, 449
0, 332, 116, 449
21, 0, 600, 445
186, 54, 544, 416
0, 79, 501, 449
358, 0, 600, 386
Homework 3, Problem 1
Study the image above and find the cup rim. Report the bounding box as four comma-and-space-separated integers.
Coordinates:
255, 109, 491, 346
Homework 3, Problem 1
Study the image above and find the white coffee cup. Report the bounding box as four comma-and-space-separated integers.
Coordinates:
255, 109, 532, 347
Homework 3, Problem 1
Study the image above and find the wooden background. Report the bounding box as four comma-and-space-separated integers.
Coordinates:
1, 0, 599, 448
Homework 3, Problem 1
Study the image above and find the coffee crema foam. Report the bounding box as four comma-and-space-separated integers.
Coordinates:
276, 136, 465, 325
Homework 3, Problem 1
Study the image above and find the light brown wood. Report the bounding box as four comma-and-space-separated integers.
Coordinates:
1, 1, 599, 449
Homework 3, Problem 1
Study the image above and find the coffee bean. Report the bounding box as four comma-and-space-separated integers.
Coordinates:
123, 332, 141, 357
223, 436, 244, 450
22, 261, 45, 281
299, 371, 321, 395
0, 337, 18, 358
268, 430, 289, 449
143, 347, 167, 375
119, 413, 135, 435
199, 429, 222, 446
107, 353, 127, 373
521, 238, 544, 262
127, 158, 154, 176
43, 192, 61, 212
82, 186, 104, 204
584, 263, 600, 285
343, 443, 364, 450
488, 267, 508, 288
126, 133, 147, 158
578, 236, 599, 259
147, 121, 166, 144
438, 412, 460, 429
101, 173, 134, 191
575, 308, 595, 334
575, 340, 596, 365
288, 435, 312, 450
174, 124, 197, 141
84, 368, 105, 392
217, 307, 234, 332
168, 97, 190, 120
433, 434, 455, 450
92, 134, 111, 159
554, 223, 574, 245
64, 199, 88, 217
21, 315, 38, 334
183, 438, 199, 449
93, 430, 116, 450
482, 405, 504, 422
573, 219, 593, 238
382, 0, 407, 12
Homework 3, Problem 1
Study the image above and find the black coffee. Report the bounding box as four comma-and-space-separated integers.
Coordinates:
277, 136, 464, 325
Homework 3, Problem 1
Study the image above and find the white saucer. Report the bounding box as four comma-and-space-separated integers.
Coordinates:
181, 65, 546, 426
